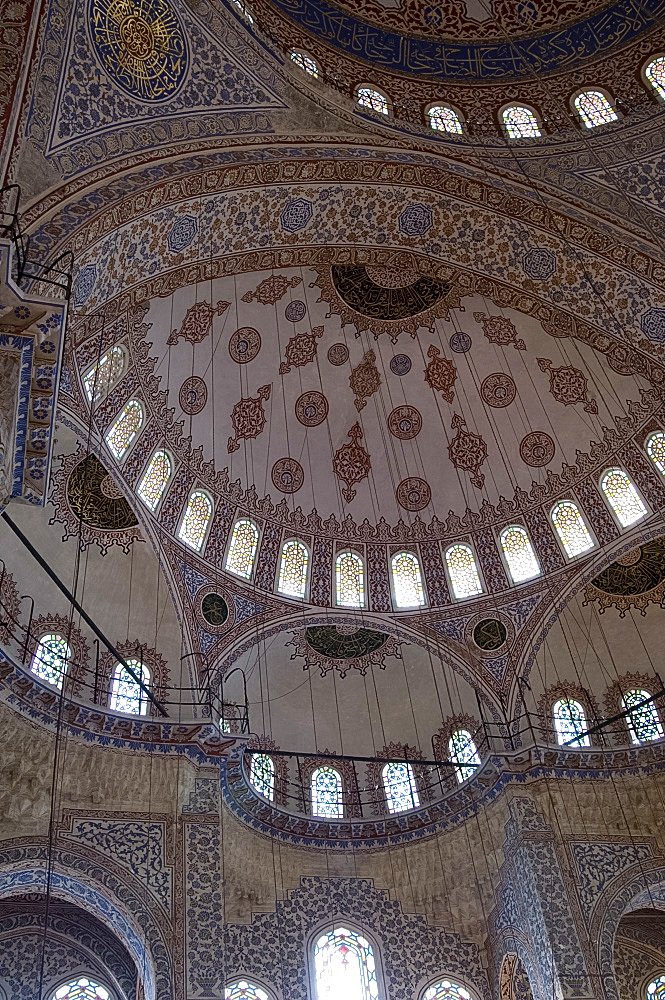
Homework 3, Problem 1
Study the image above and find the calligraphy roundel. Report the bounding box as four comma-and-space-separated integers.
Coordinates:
396, 477, 431, 511
229, 327, 261, 364
89, 0, 187, 102
295, 390, 329, 427
388, 405, 422, 440
271, 457, 305, 494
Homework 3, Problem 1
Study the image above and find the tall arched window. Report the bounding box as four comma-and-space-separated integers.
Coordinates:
500, 525, 540, 583
422, 980, 473, 1000
290, 49, 319, 77
83, 346, 126, 402
391, 551, 425, 608
249, 753, 275, 801
550, 500, 594, 558
428, 105, 463, 134
313, 926, 380, 1000
622, 688, 664, 744
382, 761, 420, 813
226, 518, 259, 578
105, 399, 143, 460
444, 543, 482, 599
501, 105, 541, 139
356, 86, 389, 115
336, 551, 365, 608
31, 633, 71, 690
647, 431, 665, 474
110, 659, 151, 715
647, 976, 665, 1000
311, 766, 344, 819
225, 983, 270, 1000
553, 698, 590, 748
179, 490, 213, 552
448, 729, 480, 783
50, 978, 111, 999
574, 90, 618, 128
600, 468, 647, 527
278, 539, 309, 598
645, 56, 665, 100
137, 449, 172, 511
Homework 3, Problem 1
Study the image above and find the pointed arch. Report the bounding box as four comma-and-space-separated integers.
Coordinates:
499, 525, 540, 583
550, 500, 594, 557
178, 490, 213, 552
427, 104, 463, 134
311, 766, 344, 819
312, 925, 380, 1000
48, 978, 112, 999
356, 86, 389, 115
249, 753, 276, 801
501, 104, 540, 139
381, 761, 420, 813
600, 468, 647, 527
335, 551, 365, 608
290, 49, 319, 77
226, 518, 259, 578
225, 982, 272, 1000
622, 689, 664, 745
646, 431, 665, 474
109, 658, 151, 715
83, 346, 126, 402
644, 56, 665, 100
31, 633, 72, 690
421, 979, 475, 1000
137, 449, 172, 512
444, 543, 482, 599
278, 539, 309, 598
390, 551, 425, 608
553, 698, 590, 747
448, 729, 480, 783
105, 400, 143, 460
573, 89, 618, 128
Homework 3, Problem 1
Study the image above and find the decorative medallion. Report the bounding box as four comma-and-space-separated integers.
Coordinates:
271, 457, 304, 494
280, 199, 313, 233
88, 0, 187, 101
327, 343, 349, 366
195, 584, 236, 635
279, 326, 324, 374
448, 413, 487, 488
295, 390, 329, 427
398, 204, 433, 237
472, 618, 507, 651
390, 354, 411, 376
449, 332, 472, 353
332, 423, 371, 502
537, 358, 598, 413
227, 384, 272, 453
287, 624, 403, 678
520, 431, 555, 467
285, 300, 306, 323
481, 372, 516, 408
473, 312, 526, 351
241, 274, 302, 305
396, 477, 431, 511
583, 536, 665, 616
521, 248, 557, 281
641, 307, 665, 345
424, 345, 457, 403
168, 300, 229, 346
229, 327, 261, 364
464, 611, 515, 657
202, 593, 229, 628
388, 405, 422, 440
349, 350, 382, 411
179, 375, 208, 415
167, 215, 197, 254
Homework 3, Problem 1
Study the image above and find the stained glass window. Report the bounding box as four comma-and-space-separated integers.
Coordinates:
230, 0, 254, 22
179, 490, 213, 552
83, 346, 125, 402
382, 761, 420, 813
311, 766, 343, 819
647, 431, 665, 474
225, 982, 269, 1000
647, 975, 665, 1000
600, 468, 647, 527
622, 688, 664, 745
428, 105, 463, 134
357, 87, 389, 115
553, 698, 590, 748
550, 501, 594, 558
225, 518, 259, 578
278, 539, 309, 598
105, 399, 143, 460
51, 978, 111, 1000
500, 525, 540, 584
502, 105, 541, 139
336, 551, 365, 608
110, 659, 151, 715
444, 544, 483, 599
423, 980, 473, 1000
574, 90, 618, 128
645, 57, 665, 100
31, 633, 71, 689
313, 926, 379, 1000
448, 729, 480, 783
391, 551, 425, 608
137, 450, 172, 512
249, 753, 275, 801
290, 50, 319, 77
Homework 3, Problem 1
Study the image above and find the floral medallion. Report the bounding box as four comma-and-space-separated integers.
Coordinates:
349, 350, 382, 411
229, 327, 262, 364
271, 457, 305, 494
388, 405, 422, 440
424, 345, 457, 403
241, 274, 302, 305
480, 372, 516, 408
448, 413, 487, 488
167, 299, 229, 345
473, 311, 526, 351
327, 343, 349, 366
332, 423, 371, 503
179, 375, 208, 415
396, 477, 431, 511
227, 384, 272, 453
279, 327, 324, 374
520, 431, 555, 467
285, 300, 306, 322
537, 357, 598, 413
295, 390, 329, 427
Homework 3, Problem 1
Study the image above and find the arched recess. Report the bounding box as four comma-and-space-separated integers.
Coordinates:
497, 952, 537, 1000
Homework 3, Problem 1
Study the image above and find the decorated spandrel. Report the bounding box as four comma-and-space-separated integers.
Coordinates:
622, 689, 664, 744
225, 983, 269, 1000
249, 753, 275, 801
448, 729, 480, 783
550, 500, 594, 557
391, 552, 425, 607
574, 90, 618, 128
423, 981, 473, 1000
51, 977, 111, 1000
445, 544, 482, 599
600, 469, 647, 527
311, 766, 344, 819
225, 518, 259, 578
428, 105, 462, 134
105, 399, 143, 460
290, 50, 319, 76
502, 105, 540, 138
500, 525, 540, 583
647, 431, 665, 474
313, 926, 379, 1000
646, 57, 665, 100
382, 761, 420, 813
356, 87, 388, 115
137, 450, 172, 511
31, 633, 71, 690
336, 551, 365, 608
110, 659, 150, 715
178, 490, 213, 552
83, 346, 125, 402
553, 698, 590, 747
278, 539, 309, 598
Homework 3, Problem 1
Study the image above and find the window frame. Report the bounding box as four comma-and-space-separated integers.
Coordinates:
417, 973, 480, 1000
598, 466, 649, 530
82, 344, 127, 404
389, 550, 427, 610
425, 102, 464, 135
105, 398, 144, 463
48, 974, 115, 1000
355, 84, 391, 117
498, 523, 541, 585
224, 516, 260, 579
276, 537, 310, 600
381, 760, 421, 814
31, 632, 73, 691
289, 48, 320, 78
447, 728, 481, 785
307, 919, 386, 1000
248, 751, 276, 802
645, 430, 665, 475
552, 696, 591, 749
178, 488, 214, 554
310, 764, 345, 820
571, 87, 619, 129
498, 102, 542, 140
223, 978, 277, 1000
549, 499, 596, 561
137, 447, 173, 513
443, 542, 484, 601
109, 658, 151, 716
642, 54, 665, 101
621, 688, 665, 746
335, 550, 366, 609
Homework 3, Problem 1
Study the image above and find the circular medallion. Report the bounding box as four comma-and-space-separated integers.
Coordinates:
396, 477, 431, 511
481, 372, 516, 408
295, 390, 329, 427
390, 354, 412, 376
229, 327, 261, 364
99, 474, 125, 500
285, 300, 306, 323
328, 343, 349, 366
616, 547, 643, 567
201, 593, 229, 628
449, 332, 472, 353
388, 405, 422, 440
179, 376, 208, 415
195, 584, 235, 635
520, 431, 555, 467
271, 458, 304, 494
472, 618, 508, 651
89, 0, 187, 101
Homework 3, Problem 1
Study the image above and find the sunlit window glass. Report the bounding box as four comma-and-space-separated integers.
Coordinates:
622, 688, 664, 745
105, 399, 143, 460
382, 761, 420, 813
31, 633, 71, 690
225, 983, 269, 1000
445, 544, 483, 599
448, 729, 480, 783
137, 450, 172, 512
423, 980, 473, 1000
278, 539, 309, 598
600, 468, 647, 527
51, 978, 111, 1000
225, 518, 259, 578
647, 431, 665, 474
336, 551, 365, 608
110, 659, 151, 715
574, 90, 618, 128
83, 346, 125, 402
249, 753, 275, 801
553, 698, 590, 748
290, 50, 319, 77
391, 551, 425, 607
500, 525, 540, 583
502, 105, 540, 139
550, 501, 594, 558
646, 976, 665, 1000
311, 766, 343, 819
179, 490, 213, 552
313, 926, 379, 1000
428, 105, 462, 134
645, 57, 665, 100
229, 0, 254, 21
356, 87, 389, 115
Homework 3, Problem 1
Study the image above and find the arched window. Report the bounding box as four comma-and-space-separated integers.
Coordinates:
391, 551, 425, 608
382, 761, 420, 813
500, 525, 540, 583
356, 86, 389, 115
105, 399, 143, 460
50, 978, 111, 999
290, 50, 319, 77
137, 449, 172, 511
31, 633, 71, 689
428, 104, 463, 134
313, 926, 379, 1000
249, 753, 275, 801
574, 90, 618, 128
422, 980, 473, 1000
336, 551, 365, 608
647, 431, 665, 474
600, 468, 647, 527
229, 0, 254, 21
278, 539, 309, 598
444, 543, 483, 599
553, 698, 590, 748
622, 688, 664, 744
647, 976, 665, 1000
110, 659, 151, 715
448, 729, 480, 783
645, 56, 665, 100
311, 766, 344, 819
550, 500, 594, 558
179, 490, 213, 552
501, 105, 541, 139
83, 346, 126, 402
225, 983, 270, 1000
225, 518, 259, 578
